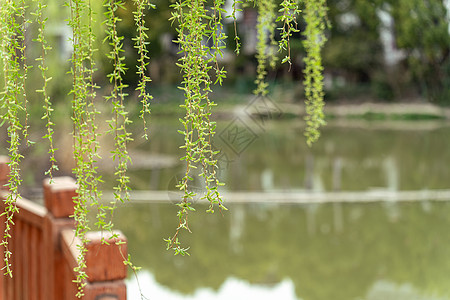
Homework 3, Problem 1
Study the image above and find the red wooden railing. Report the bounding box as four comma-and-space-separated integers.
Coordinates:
0, 157, 127, 300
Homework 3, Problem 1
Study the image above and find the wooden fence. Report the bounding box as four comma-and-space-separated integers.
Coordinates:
0, 156, 127, 300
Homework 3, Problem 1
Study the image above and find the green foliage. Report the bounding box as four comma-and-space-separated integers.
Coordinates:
0, 0, 330, 296
103, 0, 132, 211
132, 0, 153, 139
253, 0, 277, 96
67, 0, 101, 295
32, 0, 58, 178
230, 0, 243, 54
302, 0, 327, 146
103, 0, 143, 292
322, 0, 383, 87
388, 0, 450, 103
277, 0, 300, 67
252, 0, 328, 145
0, 0, 28, 277
166, 0, 227, 255
323, 0, 449, 103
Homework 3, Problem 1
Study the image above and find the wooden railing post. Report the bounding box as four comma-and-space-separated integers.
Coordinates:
0, 157, 128, 300
81, 231, 128, 299
60, 229, 128, 300
42, 177, 77, 300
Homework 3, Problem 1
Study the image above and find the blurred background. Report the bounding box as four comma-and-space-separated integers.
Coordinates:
1, 0, 450, 299
13, 0, 450, 105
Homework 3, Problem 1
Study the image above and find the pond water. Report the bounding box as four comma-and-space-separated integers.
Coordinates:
125, 118, 450, 193
117, 201, 450, 300
112, 118, 450, 300
3, 115, 450, 299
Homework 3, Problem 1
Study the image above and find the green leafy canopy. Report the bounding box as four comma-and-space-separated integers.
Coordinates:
0, 0, 327, 297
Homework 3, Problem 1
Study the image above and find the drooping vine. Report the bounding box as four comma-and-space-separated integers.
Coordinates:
32, 0, 58, 179
166, 0, 226, 256
0, 0, 28, 277
132, 0, 153, 140
103, 0, 144, 288
86, 0, 103, 235
67, 0, 107, 295
302, 0, 328, 146
0, 1, 330, 294
68, 0, 91, 295
19, 0, 31, 145
204, 0, 227, 212
103, 0, 132, 213
230, 0, 243, 54
253, 0, 277, 96
209, 0, 227, 85
277, 0, 300, 69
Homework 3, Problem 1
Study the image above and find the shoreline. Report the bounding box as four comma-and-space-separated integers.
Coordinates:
151, 99, 450, 121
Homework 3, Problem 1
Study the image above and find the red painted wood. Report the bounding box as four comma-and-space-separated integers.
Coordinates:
22, 222, 30, 300
29, 225, 38, 300
0, 163, 128, 300
0, 156, 9, 191
85, 231, 128, 282
84, 281, 127, 300
5, 216, 13, 300
52, 219, 76, 299
60, 229, 80, 273
61, 229, 129, 299
42, 215, 54, 300
63, 261, 78, 300
15, 198, 46, 228
15, 219, 22, 300
43, 177, 77, 218
43, 176, 77, 300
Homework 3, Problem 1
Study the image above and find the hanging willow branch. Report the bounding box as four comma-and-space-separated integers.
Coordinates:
166, 0, 226, 256
277, 0, 300, 68
32, 0, 58, 179
0, 0, 28, 278
303, 0, 328, 146
0, 1, 330, 293
254, 0, 277, 96
68, 0, 98, 295
132, 0, 153, 140
20, 0, 31, 145
230, 0, 243, 54
103, 0, 132, 211
103, 0, 144, 289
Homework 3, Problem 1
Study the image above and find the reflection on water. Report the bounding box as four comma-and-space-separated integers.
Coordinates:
366, 281, 450, 300
128, 273, 298, 300
108, 119, 450, 300
128, 274, 450, 300
5, 117, 450, 298
6, 118, 450, 196
112, 201, 450, 300
124, 119, 450, 193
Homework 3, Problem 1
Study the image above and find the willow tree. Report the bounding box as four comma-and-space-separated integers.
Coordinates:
0, 0, 328, 297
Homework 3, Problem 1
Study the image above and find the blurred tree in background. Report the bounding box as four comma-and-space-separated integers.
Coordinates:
20, 0, 450, 105
111, 0, 449, 104
388, 0, 450, 103
323, 0, 449, 103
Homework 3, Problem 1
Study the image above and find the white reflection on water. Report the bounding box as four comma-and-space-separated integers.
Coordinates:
366, 280, 450, 300
128, 272, 450, 300
127, 271, 300, 300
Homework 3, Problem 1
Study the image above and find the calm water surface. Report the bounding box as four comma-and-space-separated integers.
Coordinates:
126, 118, 450, 192
118, 201, 450, 300
114, 118, 450, 300
5, 116, 450, 299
